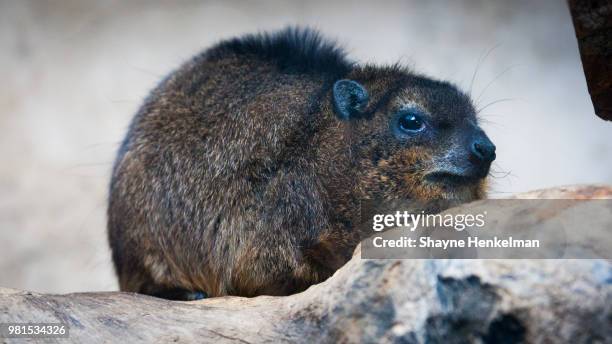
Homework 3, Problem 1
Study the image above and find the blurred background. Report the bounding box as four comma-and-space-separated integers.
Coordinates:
1, 0, 610, 294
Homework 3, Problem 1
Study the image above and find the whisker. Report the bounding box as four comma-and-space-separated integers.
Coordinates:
488, 165, 517, 180
488, 170, 512, 179
476, 117, 501, 126
486, 190, 516, 196
82, 141, 123, 150
123, 60, 165, 78
477, 113, 504, 118
475, 64, 520, 106
64, 162, 113, 168
477, 98, 516, 113
469, 43, 502, 98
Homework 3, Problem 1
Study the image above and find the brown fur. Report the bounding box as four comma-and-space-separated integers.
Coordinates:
107, 28, 492, 298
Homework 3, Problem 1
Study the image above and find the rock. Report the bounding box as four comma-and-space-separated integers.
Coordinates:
1, 185, 611, 343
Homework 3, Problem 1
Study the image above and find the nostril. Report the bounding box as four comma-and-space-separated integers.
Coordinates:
472, 142, 485, 159
471, 140, 496, 162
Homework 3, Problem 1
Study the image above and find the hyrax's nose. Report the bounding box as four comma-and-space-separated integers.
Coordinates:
470, 136, 496, 164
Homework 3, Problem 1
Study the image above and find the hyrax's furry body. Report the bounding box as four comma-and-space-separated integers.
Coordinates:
108, 28, 495, 299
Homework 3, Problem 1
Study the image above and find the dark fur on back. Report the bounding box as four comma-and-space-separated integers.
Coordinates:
108, 27, 489, 299
206, 27, 353, 76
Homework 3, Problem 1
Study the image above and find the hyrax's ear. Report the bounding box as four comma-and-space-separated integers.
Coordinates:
332, 79, 369, 120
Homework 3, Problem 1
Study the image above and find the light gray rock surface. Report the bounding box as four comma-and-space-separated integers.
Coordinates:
1, 186, 610, 343
1, 258, 609, 343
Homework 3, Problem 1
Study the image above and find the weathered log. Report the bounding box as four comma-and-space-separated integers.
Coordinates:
568, 0, 612, 121
1, 185, 611, 343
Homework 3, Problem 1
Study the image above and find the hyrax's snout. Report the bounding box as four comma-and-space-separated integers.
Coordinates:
469, 133, 496, 170
426, 129, 496, 186
462, 130, 496, 181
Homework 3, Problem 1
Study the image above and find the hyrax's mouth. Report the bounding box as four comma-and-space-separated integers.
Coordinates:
424, 171, 482, 187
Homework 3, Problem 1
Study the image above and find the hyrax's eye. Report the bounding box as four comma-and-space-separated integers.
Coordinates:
398, 113, 425, 132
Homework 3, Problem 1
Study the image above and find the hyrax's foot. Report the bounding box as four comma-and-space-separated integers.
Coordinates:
151, 288, 208, 301
185, 291, 208, 301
